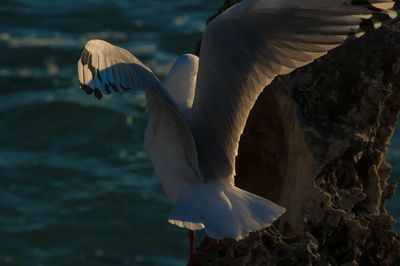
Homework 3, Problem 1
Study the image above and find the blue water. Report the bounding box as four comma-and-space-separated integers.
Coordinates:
0, 1, 399, 265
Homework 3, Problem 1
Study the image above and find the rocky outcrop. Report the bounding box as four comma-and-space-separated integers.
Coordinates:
194, 2, 400, 265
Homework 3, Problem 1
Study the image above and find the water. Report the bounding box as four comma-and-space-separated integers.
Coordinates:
0, 1, 399, 265
0, 1, 220, 265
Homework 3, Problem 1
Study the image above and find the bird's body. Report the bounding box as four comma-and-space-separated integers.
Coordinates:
77, 0, 397, 245
144, 55, 200, 204
145, 117, 189, 203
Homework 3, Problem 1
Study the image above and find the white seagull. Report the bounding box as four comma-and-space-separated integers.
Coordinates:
77, 0, 397, 263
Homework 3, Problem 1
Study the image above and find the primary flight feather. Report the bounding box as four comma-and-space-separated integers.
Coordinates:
77, 0, 397, 243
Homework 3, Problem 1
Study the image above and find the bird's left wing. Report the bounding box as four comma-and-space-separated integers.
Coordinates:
191, 0, 397, 180
77, 39, 200, 178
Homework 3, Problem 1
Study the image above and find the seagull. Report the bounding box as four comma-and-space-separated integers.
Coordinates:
77, 0, 397, 264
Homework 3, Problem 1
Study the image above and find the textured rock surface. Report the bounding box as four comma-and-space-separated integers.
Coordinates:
194, 1, 400, 265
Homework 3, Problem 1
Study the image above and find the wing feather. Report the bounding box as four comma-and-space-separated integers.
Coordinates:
191, 0, 397, 179
77, 39, 201, 180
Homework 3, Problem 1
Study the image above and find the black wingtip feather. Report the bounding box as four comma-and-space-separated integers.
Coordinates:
80, 48, 90, 66
120, 84, 130, 91
80, 84, 94, 95
350, 0, 397, 36
94, 89, 103, 100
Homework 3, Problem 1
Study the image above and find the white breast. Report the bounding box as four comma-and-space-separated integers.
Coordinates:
143, 53, 200, 203
144, 118, 197, 203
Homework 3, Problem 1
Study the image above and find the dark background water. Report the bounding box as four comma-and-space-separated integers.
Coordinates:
0, 1, 399, 265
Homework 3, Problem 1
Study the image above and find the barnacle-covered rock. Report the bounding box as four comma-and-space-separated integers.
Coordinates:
194, 1, 400, 265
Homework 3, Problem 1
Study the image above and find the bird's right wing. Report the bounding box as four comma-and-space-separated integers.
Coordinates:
77, 40, 201, 179
191, 0, 397, 180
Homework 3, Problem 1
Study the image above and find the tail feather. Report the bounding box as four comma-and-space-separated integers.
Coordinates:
168, 181, 286, 241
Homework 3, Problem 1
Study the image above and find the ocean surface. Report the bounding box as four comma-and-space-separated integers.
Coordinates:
0, 1, 399, 265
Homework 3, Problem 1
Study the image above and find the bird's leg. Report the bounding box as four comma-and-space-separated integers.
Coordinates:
188, 230, 195, 266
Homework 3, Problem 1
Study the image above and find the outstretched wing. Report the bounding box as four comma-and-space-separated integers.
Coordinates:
78, 39, 159, 100
77, 39, 200, 178
191, 0, 397, 179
